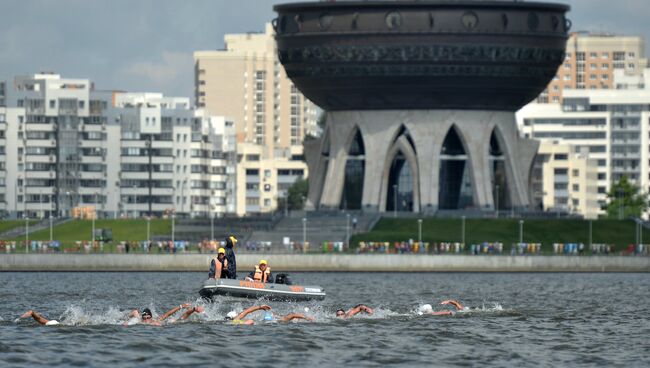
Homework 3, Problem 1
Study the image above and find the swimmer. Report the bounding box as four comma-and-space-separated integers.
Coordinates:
19, 310, 60, 326
418, 300, 466, 316
335, 304, 374, 319
225, 305, 314, 325
125, 303, 204, 326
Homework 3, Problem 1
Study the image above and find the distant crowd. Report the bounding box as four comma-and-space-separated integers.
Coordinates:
1, 239, 649, 256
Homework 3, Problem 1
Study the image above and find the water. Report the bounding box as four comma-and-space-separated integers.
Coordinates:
1, 272, 649, 367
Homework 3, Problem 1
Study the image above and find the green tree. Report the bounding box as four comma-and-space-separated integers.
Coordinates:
287, 178, 309, 210
605, 175, 648, 219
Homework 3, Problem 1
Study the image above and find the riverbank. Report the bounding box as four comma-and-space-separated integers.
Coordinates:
1, 254, 649, 272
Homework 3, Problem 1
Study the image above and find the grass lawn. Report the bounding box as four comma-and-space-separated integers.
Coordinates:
0, 220, 37, 234
4, 219, 172, 249
351, 218, 650, 252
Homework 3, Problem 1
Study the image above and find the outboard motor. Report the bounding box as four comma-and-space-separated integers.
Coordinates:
275, 273, 292, 285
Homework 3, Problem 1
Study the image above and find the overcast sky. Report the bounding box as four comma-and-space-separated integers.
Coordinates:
1, 0, 648, 99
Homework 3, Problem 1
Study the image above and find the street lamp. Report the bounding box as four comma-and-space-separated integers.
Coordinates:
588, 219, 593, 249
302, 217, 307, 252
25, 213, 29, 253
210, 205, 215, 241
346, 213, 351, 247
171, 210, 176, 245
418, 218, 422, 245
132, 184, 137, 219
461, 216, 466, 245
49, 193, 54, 242
147, 215, 151, 244
519, 219, 524, 244
393, 184, 397, 218
92, 192, 98, 248
495, 184, 500, 218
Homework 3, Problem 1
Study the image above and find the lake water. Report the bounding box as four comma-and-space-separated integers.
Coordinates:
1, 272, 649, 367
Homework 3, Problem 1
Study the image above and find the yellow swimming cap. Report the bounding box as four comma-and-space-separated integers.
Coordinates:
229, 235, 238, 244
218, 247, 225, 254
259, 259, 267, 265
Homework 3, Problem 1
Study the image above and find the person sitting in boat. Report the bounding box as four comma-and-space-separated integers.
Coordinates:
224, 235, 238, 279
123, 304, 204, 326
225, 305, 313, 325
417, 300, 466, 316
208, 247, 230, 279
335, 304, 374, 319
246, 259, 273, 283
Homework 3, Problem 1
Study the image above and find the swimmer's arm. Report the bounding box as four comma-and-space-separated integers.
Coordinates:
159, 303, 191, 321
237, 305, 271, 320
20, 310, 50, 325
346, 304, 374, 317
179, 306, 205, 320
279, 313, 314, 322
440, 300, 463, 311
431, 311, 454, 316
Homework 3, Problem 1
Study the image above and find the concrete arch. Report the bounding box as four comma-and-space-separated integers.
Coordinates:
379, 133, 421, 213
437, 123, 479, 209
487, 124, 515, 209
339, 125, 366, 209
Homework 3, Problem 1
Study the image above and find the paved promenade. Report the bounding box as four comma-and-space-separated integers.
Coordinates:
1, 254, 649, 272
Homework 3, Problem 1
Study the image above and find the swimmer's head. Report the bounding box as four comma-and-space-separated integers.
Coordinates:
225, 311, 238, 320
418, 304, 433, 315
304, 307, 310, 313
141, 308, 153, 320
335, 309, 345, 318
264, 311, 274, 321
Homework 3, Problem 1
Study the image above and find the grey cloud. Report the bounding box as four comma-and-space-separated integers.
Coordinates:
0, 0, 648, 99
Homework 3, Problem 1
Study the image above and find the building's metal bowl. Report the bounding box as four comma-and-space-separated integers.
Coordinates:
274, 1, 570, 111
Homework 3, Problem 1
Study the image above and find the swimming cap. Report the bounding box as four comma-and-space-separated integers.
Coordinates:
226, 311, 238, 320
45, 320, 60, 326
418, 304, 433, 315
142, 308, 153, 317
264, 311, 273, 321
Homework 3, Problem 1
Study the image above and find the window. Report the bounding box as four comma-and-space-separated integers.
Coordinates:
576, 52, 585, 61
572, 184, 579, 191
613, 52, 625, 61
572, 169, 579, 177
598, 187, 606, 194
49, 100, 55, 108
601, 52, 609, 59
554, 154, 568, 160
597, 173, 606, 180
246, 169, 259, 176
590, 52, 597, 58
246, 197, 258, 205
554, 168, 568, 175
628, 52, 635, 59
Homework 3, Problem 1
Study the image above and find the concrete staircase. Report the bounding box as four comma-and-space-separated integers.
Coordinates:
247, 211, 379, 252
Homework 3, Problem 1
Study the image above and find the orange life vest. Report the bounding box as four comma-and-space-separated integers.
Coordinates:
253, 265, 271, 282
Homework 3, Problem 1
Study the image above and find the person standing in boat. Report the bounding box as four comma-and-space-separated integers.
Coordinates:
224, 235, 238, 279
246, 259, 273, 283
208, 247, 230, 279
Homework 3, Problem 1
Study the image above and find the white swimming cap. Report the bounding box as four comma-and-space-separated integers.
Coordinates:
45, 320, 60, 326
226, 311, 238, 319
304, 307, 310, 313
418, 304, 433, 315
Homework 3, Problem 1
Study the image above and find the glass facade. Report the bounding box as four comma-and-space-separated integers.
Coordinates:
386, 152, 413, 212
340, 130, 365, 210
439, 127, 473, 209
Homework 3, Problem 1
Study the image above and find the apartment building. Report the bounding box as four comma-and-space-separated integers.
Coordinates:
2, 73, 236, 219
538, 32, 647, 104
519, 68, 650, 213
194, 24, 317, 215
530, 141, 599, 219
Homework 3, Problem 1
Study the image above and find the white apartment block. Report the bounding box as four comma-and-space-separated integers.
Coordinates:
530, 141, 599, 219
1, 73, 236, 219
519, 68, 650, 213
194, 24, 317, 215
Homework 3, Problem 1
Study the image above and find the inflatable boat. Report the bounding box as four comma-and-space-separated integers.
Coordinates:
199, 278, 326, 301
